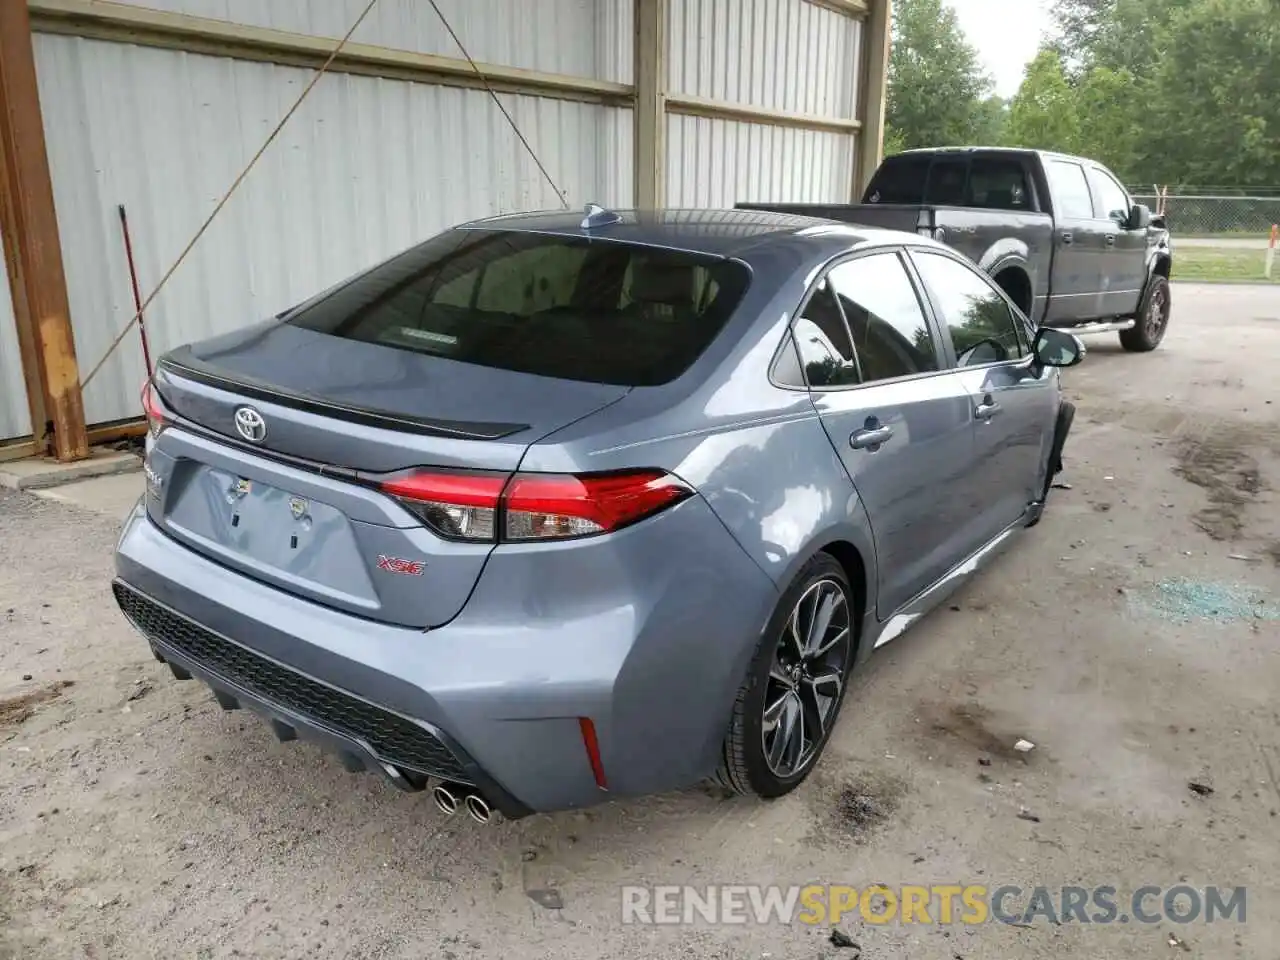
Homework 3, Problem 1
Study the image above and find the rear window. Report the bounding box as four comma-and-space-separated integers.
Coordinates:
863, 155, 931, 204
286, 230, 750, 387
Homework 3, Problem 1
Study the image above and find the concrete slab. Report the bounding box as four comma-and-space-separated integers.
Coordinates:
0, 447, 140, 491
33, 471, 144, 520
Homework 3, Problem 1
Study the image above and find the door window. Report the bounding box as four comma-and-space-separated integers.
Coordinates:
826, 254, 939, 383
1089, 168, 1131, 224
779, 281, 861, 388
1045, 161, 1094, 219
913, 252, 1029, 366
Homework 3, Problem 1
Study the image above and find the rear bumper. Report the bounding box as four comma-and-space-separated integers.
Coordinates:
113, 497, 777, 815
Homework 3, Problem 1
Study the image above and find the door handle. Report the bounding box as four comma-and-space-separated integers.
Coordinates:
975, 398, 1002, 420
1060, 231, 1074, 246
850, 425, 894, 450
1105, 234, 1117, 247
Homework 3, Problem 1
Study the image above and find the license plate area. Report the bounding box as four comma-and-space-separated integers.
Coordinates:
160, 464, 379, 609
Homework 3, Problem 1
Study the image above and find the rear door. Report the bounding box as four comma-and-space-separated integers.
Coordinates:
781, 248, 981, 617
1042, 158, 1103, 322
909, 248, 1057, 541
1087, 164, 1146, 317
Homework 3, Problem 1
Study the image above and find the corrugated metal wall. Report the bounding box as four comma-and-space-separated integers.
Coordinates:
666, 0, 861, 207
0, 0, 872, 434
0, 264, 31, 442
667, 116, 854, 207
104, 0, 624, 81
33, 33, 633, 426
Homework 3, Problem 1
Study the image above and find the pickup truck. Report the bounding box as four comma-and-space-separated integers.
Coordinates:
738, 147, 1174, 352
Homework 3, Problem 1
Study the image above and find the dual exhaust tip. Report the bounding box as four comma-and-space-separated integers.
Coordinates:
432, 782, 492, 824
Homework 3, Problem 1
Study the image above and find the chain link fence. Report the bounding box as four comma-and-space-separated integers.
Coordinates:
1130, 192, 1280, 239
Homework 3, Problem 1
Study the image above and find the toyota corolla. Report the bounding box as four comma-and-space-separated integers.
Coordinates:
113, 206, 1082, 822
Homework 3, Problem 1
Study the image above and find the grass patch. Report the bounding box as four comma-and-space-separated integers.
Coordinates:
1178, 231, 1274, 241
1174, 247, 1278, 283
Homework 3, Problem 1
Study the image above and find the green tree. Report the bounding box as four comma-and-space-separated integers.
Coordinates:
885, 0, 996, 150
1073, 66, 1140, 178
1002, 50, 1080, 153
1145, 0, 1280, 187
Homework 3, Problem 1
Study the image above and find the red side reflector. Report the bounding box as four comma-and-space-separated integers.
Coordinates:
579, 717, 608, 790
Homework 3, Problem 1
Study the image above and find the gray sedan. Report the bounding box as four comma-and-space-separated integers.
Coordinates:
114, 206, 1081, 821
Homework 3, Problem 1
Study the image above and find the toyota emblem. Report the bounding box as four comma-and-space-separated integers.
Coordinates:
233, 406, 267, 443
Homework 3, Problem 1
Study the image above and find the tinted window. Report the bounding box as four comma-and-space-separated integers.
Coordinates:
967, 158, 1032, 210
287, 230, 749, 387
786, 281, 861, 388
1090, 168, 1131, 223
913, 252, 1028, 366
1046, 160, 1094, 219
863, 154, 932, 204
923, 157, 970, 205
827, 254, 939, 383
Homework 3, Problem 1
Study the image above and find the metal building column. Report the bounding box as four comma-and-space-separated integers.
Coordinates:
634, 0, 667, 209
0, 0, 88, 461
855, 0, 892, 198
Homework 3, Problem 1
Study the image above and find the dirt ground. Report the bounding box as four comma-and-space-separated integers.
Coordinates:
3, 282, 1279, 960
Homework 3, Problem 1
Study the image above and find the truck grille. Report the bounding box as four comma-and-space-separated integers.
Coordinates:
112, 582, 468, 782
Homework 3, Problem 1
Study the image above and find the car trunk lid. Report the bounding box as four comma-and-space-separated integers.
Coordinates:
146, 323, 628, 629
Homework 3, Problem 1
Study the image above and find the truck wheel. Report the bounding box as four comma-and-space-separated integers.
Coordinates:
1119, 275, 1170, 352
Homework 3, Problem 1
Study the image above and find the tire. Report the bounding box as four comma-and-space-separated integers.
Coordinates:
1119, 274, 1171, 352
715, 553, 856, 798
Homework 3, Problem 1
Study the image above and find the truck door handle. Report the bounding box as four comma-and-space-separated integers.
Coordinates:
975, 397, 1002, 421
1060, 231, 1073, 245
1105, 234, 1117, 247
850, 425, 894, 450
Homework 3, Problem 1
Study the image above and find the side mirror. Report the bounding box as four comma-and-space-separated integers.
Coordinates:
1032, 328, 1086, 368
1126, 203, 1152, 231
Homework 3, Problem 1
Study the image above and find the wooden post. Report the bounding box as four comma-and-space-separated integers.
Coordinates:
0, 0, 88, 461
855, 0, 892, 199
634, 0, 667, 209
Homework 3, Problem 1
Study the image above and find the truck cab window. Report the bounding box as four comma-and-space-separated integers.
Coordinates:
863, 154, 932, 203
923, 158, 969, 206
966, 158, 1032, 211
1089, 168, 1132, 224
1045, 160, 1094, 220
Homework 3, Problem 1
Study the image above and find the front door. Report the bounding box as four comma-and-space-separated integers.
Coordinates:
794, 250, 981, 617
1088, 165, 1147, 318
1043, 158, 1103, 323
910, 249, 1058, 542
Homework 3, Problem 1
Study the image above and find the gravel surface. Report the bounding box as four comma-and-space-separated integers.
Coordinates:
2, 283, 1279, 959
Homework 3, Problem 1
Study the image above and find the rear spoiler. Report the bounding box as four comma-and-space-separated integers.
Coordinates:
155, 353, 530, 441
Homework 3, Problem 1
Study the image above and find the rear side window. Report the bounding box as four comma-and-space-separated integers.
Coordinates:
967, 158, 1032, 210
1046, 160, 1094, 219
863, 155, 932, 204
286, 231, 749, 387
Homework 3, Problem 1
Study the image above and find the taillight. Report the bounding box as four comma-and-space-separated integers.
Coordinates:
141, 380, 169, 440
378, 469, 693, 542
503, 470, 691, 540
380, 471, 504, 542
